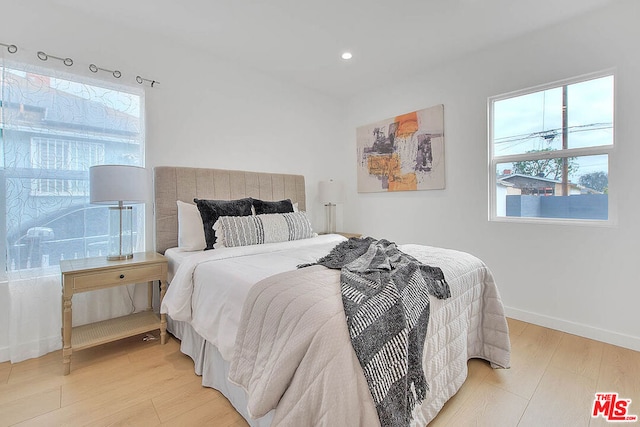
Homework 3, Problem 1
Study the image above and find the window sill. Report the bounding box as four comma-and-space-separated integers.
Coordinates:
489, 216, 616, 228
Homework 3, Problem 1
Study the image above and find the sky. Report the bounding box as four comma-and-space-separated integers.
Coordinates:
493, 74, 613, 181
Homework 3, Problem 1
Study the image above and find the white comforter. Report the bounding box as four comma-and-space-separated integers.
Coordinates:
161, 234, 347, 360
161, 236, 511, 425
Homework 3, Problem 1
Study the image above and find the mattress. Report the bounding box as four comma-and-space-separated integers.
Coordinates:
165, 247, 195, 282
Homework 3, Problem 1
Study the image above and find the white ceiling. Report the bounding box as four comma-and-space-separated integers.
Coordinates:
53, 0, 614, 99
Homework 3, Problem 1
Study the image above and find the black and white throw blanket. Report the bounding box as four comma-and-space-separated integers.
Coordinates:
302, 237, 451, 426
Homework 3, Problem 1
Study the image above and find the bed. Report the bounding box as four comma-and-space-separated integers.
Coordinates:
154, 166, 511, 426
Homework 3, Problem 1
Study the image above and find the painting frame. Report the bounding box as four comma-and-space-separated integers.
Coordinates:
356, 104, 445, 193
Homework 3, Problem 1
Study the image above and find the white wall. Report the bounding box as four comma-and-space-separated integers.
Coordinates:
141, 38, 348, 244
0, 283, 8, 361
344, 0, 640, 350
0, 2, 346, 358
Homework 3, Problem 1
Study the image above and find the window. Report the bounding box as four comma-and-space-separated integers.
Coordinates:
489, 73, 614, 223
1, 63, 145, 271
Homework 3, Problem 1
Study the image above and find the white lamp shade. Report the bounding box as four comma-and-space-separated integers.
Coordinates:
90, 165, 148, 204
319, 180, 345, 204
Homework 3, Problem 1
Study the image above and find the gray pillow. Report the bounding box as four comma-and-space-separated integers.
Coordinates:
194, 198, 253, 249
252, 198, 294, 215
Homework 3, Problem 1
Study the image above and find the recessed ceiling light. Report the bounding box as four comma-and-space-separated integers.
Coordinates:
341, 52, 353, 60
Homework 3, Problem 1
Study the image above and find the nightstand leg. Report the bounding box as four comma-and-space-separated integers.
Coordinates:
62, 295, 72, 375
160, 280, 167, 345
147, 280, 153, 311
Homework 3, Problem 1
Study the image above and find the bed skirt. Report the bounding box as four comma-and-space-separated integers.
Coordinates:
168, 317, 275, 427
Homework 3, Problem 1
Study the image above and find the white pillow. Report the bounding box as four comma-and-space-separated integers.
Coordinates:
177, 200, 206, 251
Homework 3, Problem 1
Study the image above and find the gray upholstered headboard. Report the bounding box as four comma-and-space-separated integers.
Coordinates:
153, 166, 306, 254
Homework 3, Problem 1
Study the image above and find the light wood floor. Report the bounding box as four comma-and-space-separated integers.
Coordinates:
0, 318, 638, 426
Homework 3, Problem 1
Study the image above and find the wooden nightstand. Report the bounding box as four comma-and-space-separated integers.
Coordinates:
60, 252, 168, 375
320, 232, 362, 239
336, 232, 362, 239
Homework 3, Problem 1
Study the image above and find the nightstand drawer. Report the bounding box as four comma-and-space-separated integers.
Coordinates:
71, 264, 164, 291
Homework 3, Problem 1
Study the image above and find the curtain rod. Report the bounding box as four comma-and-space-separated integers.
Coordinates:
1, 41, 159, 88
0, 42, 18, 54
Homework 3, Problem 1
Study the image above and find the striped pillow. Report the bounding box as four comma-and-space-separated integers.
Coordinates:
214, 212, 314, 247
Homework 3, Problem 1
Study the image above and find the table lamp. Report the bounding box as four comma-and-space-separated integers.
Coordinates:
90, 165, 147, 260
319, 180, 344, 234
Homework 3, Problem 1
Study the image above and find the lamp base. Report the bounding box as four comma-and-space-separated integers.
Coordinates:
324, 203, 336, 234
108, 204, 133, 261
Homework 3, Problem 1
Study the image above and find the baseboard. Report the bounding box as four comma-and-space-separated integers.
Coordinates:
504, 306, 640, 352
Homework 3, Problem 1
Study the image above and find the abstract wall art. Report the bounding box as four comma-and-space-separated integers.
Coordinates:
356, 104, 445, 192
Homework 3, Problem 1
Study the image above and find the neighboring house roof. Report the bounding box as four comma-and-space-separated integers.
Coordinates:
497, 173, 601, 194
499, 173, 561, 185
1, 72, 140, 137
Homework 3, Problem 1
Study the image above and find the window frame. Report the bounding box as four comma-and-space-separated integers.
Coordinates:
1, 60, 146, 274
488, 70, 616, 226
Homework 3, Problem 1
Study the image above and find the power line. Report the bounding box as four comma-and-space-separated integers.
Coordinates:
494, 122, 612, 146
